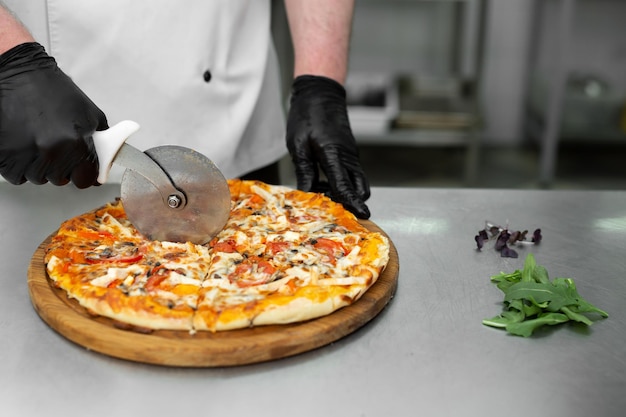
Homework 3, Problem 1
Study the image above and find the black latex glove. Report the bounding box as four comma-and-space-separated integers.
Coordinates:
286, 75, 371, 219
0, 42, 107, 188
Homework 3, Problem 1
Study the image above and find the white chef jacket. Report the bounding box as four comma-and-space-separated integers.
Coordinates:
4, 0, 287, 182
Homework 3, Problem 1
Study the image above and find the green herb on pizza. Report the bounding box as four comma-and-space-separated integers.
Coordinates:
483, 253, 608, 337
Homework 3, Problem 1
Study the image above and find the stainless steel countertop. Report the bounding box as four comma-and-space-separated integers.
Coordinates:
1, 183, 625, 417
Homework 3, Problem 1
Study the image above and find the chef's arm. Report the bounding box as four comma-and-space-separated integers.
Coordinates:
0, 3, 107, 188
283, 0, 353, 84
0, 3, 35, 54
283, 0, 371, 219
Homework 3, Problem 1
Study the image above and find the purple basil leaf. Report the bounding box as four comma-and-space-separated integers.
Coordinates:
500, 246, 519, 258
508, 231, 520, 244
478, 230, 489, 241
489, 226, 500, 237
532, 228, 542, 244
495, 231, 510, 251
475, 234, 484, 250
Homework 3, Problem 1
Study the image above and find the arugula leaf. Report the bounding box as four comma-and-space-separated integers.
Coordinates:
533, 265, 550, 284
521, 253, 536, 283
504, 281, 570, 311
560, 306, 593, 326
483, 254, 608, 337
490, 271, 522, 292
505, 313, 570, 337
482, 309, 525, 328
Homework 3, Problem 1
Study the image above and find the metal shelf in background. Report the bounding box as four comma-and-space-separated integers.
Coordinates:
351, 0, 488, 186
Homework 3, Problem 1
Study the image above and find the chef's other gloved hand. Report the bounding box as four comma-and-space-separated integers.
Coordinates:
0, 42, 107, 188
286, 75, 371, 219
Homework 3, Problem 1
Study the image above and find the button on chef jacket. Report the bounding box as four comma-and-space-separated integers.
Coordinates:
4, 0, 287, 182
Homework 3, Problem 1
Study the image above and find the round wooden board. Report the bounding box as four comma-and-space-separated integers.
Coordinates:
28, 220, 398, 367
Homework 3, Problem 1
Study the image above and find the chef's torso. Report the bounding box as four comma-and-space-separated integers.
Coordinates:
4, 0, 287, 181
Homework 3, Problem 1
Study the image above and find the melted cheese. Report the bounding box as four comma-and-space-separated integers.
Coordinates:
99, 213, 137, 239
90, 265, 145, 287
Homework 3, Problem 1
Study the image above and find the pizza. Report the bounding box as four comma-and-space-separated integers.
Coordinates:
44, 179, 390, 332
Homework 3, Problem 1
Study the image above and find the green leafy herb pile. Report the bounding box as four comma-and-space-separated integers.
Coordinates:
483, 253, 608, 337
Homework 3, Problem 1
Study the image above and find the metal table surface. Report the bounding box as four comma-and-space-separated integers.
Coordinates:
1, 183, 625, 417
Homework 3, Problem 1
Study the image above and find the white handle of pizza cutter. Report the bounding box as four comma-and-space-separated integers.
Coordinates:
92, 121, 187, 209
92, 120, 141, 184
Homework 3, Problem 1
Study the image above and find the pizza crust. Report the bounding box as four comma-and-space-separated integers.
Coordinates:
78, 296, 194, 331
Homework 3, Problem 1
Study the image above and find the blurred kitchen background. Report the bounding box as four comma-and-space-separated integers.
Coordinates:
272, 0, 626, 190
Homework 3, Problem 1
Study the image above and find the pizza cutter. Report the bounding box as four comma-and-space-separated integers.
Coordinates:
92, 120, 231, 244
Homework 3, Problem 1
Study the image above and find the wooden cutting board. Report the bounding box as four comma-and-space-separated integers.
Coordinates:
28, 220, 398, 367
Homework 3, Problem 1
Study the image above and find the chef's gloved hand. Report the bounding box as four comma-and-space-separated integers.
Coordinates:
286, 75, 371, 219
0, 42, 107, 188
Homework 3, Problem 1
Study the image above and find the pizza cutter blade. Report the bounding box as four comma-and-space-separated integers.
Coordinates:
92, 120, 231, 244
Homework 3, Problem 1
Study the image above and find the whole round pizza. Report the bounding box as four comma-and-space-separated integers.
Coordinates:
44, 179, 391, 333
